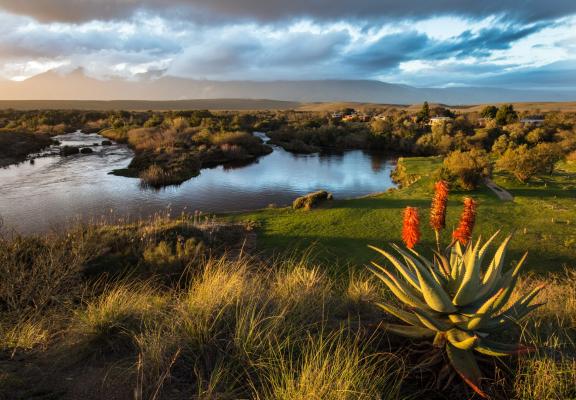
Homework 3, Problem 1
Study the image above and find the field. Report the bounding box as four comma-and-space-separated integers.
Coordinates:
228, 157, 576, 274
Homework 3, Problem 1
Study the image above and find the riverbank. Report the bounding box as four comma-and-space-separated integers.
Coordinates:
0, 131, 55, 167
227, 156, 576, 273
101, 127, 272, 187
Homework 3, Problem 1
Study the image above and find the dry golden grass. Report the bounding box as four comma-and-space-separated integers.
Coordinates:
1, 218, 574, 399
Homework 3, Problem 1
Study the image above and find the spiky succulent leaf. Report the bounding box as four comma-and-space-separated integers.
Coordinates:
452, 242, 482, 306
466, 288, 505, 330
475, 338, 535, 357
412, 263, 457, 313
446, 329, 478, 350
368, 245, 420, 290
382, 323, 436, 338
412, 308, 453, 332
375, 303, 424, 327
446, 344, 488, 398
488, 253, 529, 313
369, 263, 429, 309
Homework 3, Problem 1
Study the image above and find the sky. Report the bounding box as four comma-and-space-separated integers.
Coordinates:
0, 1, 575, 89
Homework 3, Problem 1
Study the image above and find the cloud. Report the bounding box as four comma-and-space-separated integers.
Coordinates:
1, 0, 575, 24
347, 31, 430, 72
0, 4, 574, 88
421, 22, 550, 59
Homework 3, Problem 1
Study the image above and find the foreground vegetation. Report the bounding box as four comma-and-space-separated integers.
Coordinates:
1, 211, 574, 399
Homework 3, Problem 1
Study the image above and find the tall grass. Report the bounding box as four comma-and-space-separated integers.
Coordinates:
511, 270, 576, 399
1, 218, 575, 399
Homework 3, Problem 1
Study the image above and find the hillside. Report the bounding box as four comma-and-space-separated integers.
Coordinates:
0, 69, 574, 104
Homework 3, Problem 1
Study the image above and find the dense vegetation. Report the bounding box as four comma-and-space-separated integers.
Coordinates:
1, 207, 574, 399
1, 104, 575, 188
1, 102, 576, 397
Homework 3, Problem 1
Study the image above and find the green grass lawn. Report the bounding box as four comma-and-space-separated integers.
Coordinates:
228, 157, 576, 274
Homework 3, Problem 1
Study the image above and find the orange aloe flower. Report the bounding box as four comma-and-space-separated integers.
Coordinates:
452, 197, 477, 246
430, 180, 449, 231
402, 206, 421, 249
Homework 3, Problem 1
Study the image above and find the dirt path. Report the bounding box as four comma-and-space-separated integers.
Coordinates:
484, 178, 514, 201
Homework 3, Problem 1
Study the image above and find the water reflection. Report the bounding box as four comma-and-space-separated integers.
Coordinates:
0, 131, 396, 234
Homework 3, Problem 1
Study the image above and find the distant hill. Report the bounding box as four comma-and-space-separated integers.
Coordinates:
0, 99, 300, 111
0, 69, 574, 105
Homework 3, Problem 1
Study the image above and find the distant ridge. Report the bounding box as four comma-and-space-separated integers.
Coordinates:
0, 69, 574, 105
0, 99, 300, 111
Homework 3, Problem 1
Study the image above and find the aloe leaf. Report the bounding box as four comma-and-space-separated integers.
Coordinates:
482, 303, 543, 331
466, 288, 505, 330
412, 308, 453, 332
375, 302, 424, 327
381, 323, 436, 338
452, 242, 482, 306
477, 230, 501, 268
446, 344, 488, 398
368, 265, 428, 309
413, 265, 457, 313
432, 250, 451, 281
482, 234, 512, 286
488, 253, 529, 313
446, 329, 478, 350
369, 245, 420, 290
475, 338, 535, 357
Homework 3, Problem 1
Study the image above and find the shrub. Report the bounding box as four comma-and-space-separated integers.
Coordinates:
496, 143, 563, 182
441, 149, 490, 190
75, 284, 167, 353
0, 230, 93, 314
139, 164, 175, 188
292, 190, 333, 210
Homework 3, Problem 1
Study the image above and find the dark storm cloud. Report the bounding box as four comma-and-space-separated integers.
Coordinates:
1, 0, 575, 24
347, 31, 430, 72
422, 22, 550, 59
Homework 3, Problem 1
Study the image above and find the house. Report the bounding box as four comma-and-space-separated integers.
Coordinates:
477, 117, 492, 127
330, 112, 343, 119
428, 116, 454, 126
520, 117, 544, 126
373, 114, 388, 121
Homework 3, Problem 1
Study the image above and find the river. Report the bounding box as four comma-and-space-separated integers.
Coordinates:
0, 131, 396, 233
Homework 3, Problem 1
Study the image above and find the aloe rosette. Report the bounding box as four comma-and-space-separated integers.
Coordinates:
369, 232, 543, 397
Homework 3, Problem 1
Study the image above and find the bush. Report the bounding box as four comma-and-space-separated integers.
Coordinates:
496, 143, 563, 182
0, 230, 94, 314
440, 149, 490, 190
292, 190, 334, 210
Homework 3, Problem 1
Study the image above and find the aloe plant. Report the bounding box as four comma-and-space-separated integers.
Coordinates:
369, 233, 544, 398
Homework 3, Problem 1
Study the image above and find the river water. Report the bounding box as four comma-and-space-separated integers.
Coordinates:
0, 131, 396, 233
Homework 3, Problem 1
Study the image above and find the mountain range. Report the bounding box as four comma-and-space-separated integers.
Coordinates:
0, 69, 574, 105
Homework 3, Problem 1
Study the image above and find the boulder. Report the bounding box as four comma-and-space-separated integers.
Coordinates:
101, 140, 113, 146
60, 146, 80, 156
80, 147, 94, 154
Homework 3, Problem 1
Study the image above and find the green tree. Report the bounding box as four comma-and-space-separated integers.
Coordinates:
480, 105, 498, 119
441, 148, 491, 190
495, 104, 518, 126
533, 142, 563, 174
491, 134, 511, 155
416, 101, 430, 123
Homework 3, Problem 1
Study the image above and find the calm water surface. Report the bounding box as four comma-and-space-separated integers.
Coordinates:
0, 131, 396, 233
